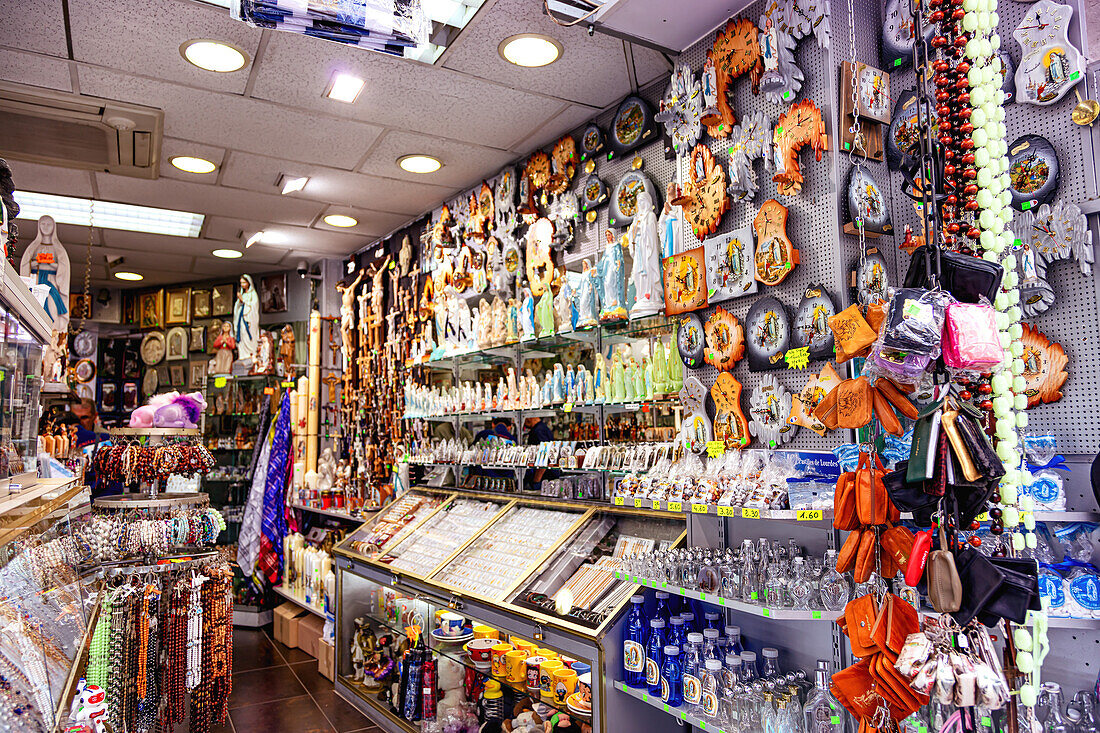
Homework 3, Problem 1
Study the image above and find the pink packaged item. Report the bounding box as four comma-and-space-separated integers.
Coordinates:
942, 302, 1001, 369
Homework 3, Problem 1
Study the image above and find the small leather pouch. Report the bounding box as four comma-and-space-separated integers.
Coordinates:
855, 450, 889, 525
874, 378, 919, 420
977, 559, 1039, 626
837, 528, 862, 574
872, 387, 904, 436
830, 305, 878, 362
831, 658, 879, 720
833, 471, 859, 530
883, 461, 939, 524
835, 377, 874, 429
855, 528, 878, 583
927, 527, 962, 613
955, 402, 1005, 480
942, 409, 980, 482
814, 386, 840, 431
881, 524, 917, 571
907, 399, 944, 485
844, 595, 880, 657
951, 544, 1004, 626
905, 529, 933, 587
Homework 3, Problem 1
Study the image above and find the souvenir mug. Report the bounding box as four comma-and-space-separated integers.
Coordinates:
439, 611, 465, 637
540, 660, 564, 701
512, 638, 537, 654
553, 668, 578, 705
473, 624, 498, 640
491, 643, 513, 678
505, 650, 528, 684
570, 661, 591, 677
525, 656, 548, 691
466, 638, 496, 665
578, 672, 592, 704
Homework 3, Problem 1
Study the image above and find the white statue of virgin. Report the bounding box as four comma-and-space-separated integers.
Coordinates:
19, 215, 71, 333
233, 274, 260, 362
628, 191, 663, 318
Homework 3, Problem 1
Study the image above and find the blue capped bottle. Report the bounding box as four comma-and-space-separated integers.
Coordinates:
661, 645, 684, 707
668, 615, 688, 653
624, 595, 648, 688
645, 618, 667, 696
654, 590, 673, 626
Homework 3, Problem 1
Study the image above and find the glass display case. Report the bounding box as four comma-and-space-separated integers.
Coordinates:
334, 488, 685, 733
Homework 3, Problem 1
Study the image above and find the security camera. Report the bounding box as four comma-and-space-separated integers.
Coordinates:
297, 260, 308, 278
587, 24, 594, 36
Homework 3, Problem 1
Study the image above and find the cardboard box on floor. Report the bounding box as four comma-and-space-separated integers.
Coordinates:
317, 638, 335, 681
298, 614, 325, 658
273, 602, 308, 648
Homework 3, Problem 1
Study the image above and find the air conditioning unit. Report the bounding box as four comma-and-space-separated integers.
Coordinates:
0, 82, 164, 179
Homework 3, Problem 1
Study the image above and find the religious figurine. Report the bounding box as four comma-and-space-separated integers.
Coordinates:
368, 258, 389, 351
351, 617, 373, 683
19, 215, 71, 334
628, 191, 663, 318
457, 299, 474, 350
209, 321, 236, 374
279, 324, 296, 379
611, 353, 627, 403
597, 229, 628, 323
398, 234, 412, 279
505, 298, 520, 343
234, 274, 260, 363
535, 286, 555, 339
593, 353, 607, 403
519, 289, 536, 341
490, 296, 507, 346
477, 300, 492, 349
659, 181, 684, 258
644, 357, 655, 400
632, 358, 645, 399
250, 331, 275, 375
575, 259, 600, 330
653, 338, 669, 394
507, 368, 518, 407
577, 366, 590, 404
668, 326, 685, 393
542, 373, 553, 407
552, 364, 566, 403
497, 377, 507, 409
553, 270, 574, 333
566, 366, 577, 404
336, 269, 365, 368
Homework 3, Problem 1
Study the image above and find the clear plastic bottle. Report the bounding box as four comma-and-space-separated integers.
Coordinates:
623, 595, 648, 688
1043, 682, 1072, 733
645, 618, 667, 696
740, 540, 760, 603
760, 691, 777, 733
819, 549, 851, 611
683, 632, 705, 713
740, 650, 759, 684
785, 684, 804, 726
660, 645, 684, 707
725, 625, 744, 656
725, 654, 743, 686
668, 615, 687, 653
680, 610, 697, 634
803, 660, 844, 732
740, 681, 765, 733
702, 627, 722, 664
654, 590, 673, 626
700, 659, 723, 723
788, 557, 814, 610
1073, 690, 1100, 733
762, 647, 782, 679
703, 611, 721, 632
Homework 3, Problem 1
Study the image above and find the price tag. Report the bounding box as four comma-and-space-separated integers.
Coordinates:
613, 497, 625, 506
667, 501, 682, 513
281, 380, 294, 388
785, 347, 810, 369
652, 500, 661, 511
718, 597, 725, 606
563, 403, 573, 413
634, 498, 643, 508
981, 718, 991, 727
762, 608, 771, 617
691, 504, 708, 514
705, 440, 725, 458
741, 507, 761, 519
796, 509, 823, 521
974, 512, 989, 522
717, 506, 735, 517
642, 693, 648, 702
831, 716, 841, 725
699, 592, 706, 601
263, 387, 274, 395
214, 376, 227, 388
813, 611, 823, 619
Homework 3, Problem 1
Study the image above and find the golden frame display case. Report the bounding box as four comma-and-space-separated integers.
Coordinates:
333, 487, 685, 733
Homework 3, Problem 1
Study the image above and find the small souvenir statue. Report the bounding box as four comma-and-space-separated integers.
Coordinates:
506, 298, 520, 343
542, 373, 554, 407
490, 296, 507, 346
628, 191, 663, 318
536, 286, 555, 339
526, 370, 539, 408
209, 321, 236, 375
250, 331, 276, 375
477, 299, 493, 348
631, 358, 645, 400
652, 339, 669, 394
610, 353, 627, 403
580, 365, 593, 403
575, 260, 600, 330
497, 377, 508, 409
658, 181, 684, 258
667, 326, 685, 393
701, 55, 720, 120
624, 358, 637, 402
554, 270, 574, 333
597, 229, 629, 323
519, 289, 536, 341
553, 363, 566, 403
279, 324, 296, 379
643, 357, 655, 400
593, 353, 607, 403
566, 366, 577, 403
352, 617, 373, 682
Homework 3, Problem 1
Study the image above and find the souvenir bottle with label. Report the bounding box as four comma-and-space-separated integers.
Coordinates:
645, 618, 667, 696
700, 659, 723, 723
761, 647, 782, 680
702, 628, 722, 664
803, 660, 844, 733
683, 632, 705, 713
724, 625, 744, 656
660, 645, 684, 707
819, 549, 851, 611
654, 590, 673, 626
623, 595, 648, 688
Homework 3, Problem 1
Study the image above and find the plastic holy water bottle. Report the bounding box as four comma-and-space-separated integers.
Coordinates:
700, 659, 723, 723
623, 595, 648, 688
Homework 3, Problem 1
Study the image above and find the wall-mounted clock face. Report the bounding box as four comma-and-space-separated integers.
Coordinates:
885, 89, 923, 171
748, 374, 797, 447
682, 144, 729, 241
745, 295, 791, 371
753, 199, 799, 286
546, 135, 577, 194
855, 250, 890, 304
703, 226, 758, 304
711, 372, 750, 449
609, 170, 659, 228
704, 306, 745, 371
1014, 0, 1086, 106
847, 168, 893, 234
654, 62, 703, 157
579, 124, 605, 161
526, 151, 552, 192
701, 18, 762, 138
1007, 135, 1060, 211
882, 0, 917, 69
679, 375, 713, 453
727, 111, 772, 200
662, 247, 709, 316
1027, 201, 1092, 273
677, 312, 706, 369
772, 99, 826, 196
579, 174, 608, 214
855, 63, 891, 123
1019, 323, 1068, 408
608, 95, 658, 159
792, 284, 836, 360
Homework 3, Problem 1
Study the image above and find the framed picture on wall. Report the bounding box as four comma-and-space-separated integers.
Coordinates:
69, 293, 92, 320
169, 364, 186, 387
122, 382, 139, 411
166, 288, 190, 325
189, 326, 206, 352
166, 327, 188, 360
99, 382, 118, 414
191, 289, 212, 320
122, 292, 137, 326
260, 273, 288, 313
138, 290, 164, 330
211, 284, 234, 316
190, 362, 206, 389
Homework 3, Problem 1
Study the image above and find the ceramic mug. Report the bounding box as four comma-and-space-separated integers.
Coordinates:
438, 611, 465, 637
505, 650, 528, 684
569, 661, 591, 677
466, 638, 496, 665
491, 643, 513, 678
553, 668, 578, 705
524, 655, 547, 692
539, 660, 564, 700
473, 624, 498, 640
512, 638, 537, 655
578, 672, 592, 704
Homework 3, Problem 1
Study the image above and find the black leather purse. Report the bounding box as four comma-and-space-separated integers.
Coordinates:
950, 543, 1004, 626
976, 557, 1042, 626
883, 460, 940, 524
904, 245, 1004, 303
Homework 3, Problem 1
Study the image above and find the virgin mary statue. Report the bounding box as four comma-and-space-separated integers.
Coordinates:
234, 274, 260, 362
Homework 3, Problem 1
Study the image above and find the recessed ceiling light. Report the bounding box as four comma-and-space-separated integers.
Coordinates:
326, 73, 365, 103
180, 39, 249, 73
280, 175, 309, 195
212, 248, 243, 259
170, 155, 217, 174
15, 192, 204, 237
323, 214, 358, 228
114, 271, 144, 281
397, 154, 443, 174
498, 34, 562, 67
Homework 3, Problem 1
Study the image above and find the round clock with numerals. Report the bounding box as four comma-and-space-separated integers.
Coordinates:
745, 295, 791, 372
677, 312, 706, 369
655, 62, 703, 157
609, 170, 659, 228
792, 284, 836, 360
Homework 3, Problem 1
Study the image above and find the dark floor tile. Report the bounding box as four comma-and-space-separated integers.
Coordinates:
229, 665, 307, 708
313, 689, 376, 733
291, 660, 332, 697
233, 627, 284, 672
230, 695, 335, 733
168, 711, 233, 733
265, 628, 315, 664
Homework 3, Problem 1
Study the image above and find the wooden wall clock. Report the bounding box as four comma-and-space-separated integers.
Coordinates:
609, 170, 659, 228
662, 247, 708, 316
1019, 323, 1068, 408
525, 217, 555, 297
1013, 1, 1086, 106
772, 99, 827, 196
525, 151, 552, 193
745, 295, 791, 371
704, 306, 746, 371
839, 62, 884, 162
680, 144, 729, 241
579, 123, 605, 162
546, 135, 577, 194
753, 200, 799, 286
748, 374, 797, 447
607, 95, 658, 159
711, 372, 751, 449
677, 312, 706, 369
495, 168, 517, 235
655, 62, 704, 157
792, 284, 836, 360
1007, 135, 1060, 212
703, 225, 758, 304
701, 18, 763, 138
679, 375, 714, 453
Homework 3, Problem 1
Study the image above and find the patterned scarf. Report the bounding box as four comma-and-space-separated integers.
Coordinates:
258, 392, 292, 585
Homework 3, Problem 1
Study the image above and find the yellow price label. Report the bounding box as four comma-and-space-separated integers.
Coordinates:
705, 440, 725, 458
667, 501, 682, 513
213, 376, 227, 389
634, 498, 643, 508
563, 403, 573, 413
796, 509, 823, 521
651, 500, 661, 511
974, 512, 989, 522
741, 507, 761, 519
717, 506, 735, 517
691, 504, 708, 514
613, 497, 625, 506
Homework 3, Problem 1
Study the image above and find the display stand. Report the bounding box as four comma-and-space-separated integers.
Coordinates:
96, 426, 209, 506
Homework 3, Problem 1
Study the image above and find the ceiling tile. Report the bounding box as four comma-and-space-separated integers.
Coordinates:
358, 129, 515, 190
160, 137, 226, 182
94, 172, 325, 226
0, 49, 72, 92
76, 65, 383, 168
68, 0, 260, 94
440, 0, 669, 108
248, 30, 570, 146
3, 0, 68, 58
201, 216, 367, 256
507, 103, 598, 154
9, 160, 94, 197
95, 245, 197, 273
218, 151, 450, 216
317, 205, 410, 239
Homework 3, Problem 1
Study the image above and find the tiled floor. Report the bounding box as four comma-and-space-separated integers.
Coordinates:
224, 626, 383, 733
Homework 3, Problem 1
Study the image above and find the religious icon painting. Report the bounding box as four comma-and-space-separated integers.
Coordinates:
711, 372, 751, 449
745, 295, 791, 372
703, 226, 758, 304
753, 200, 799, 286
579, 123, 605, 162
1007, 135, 1060, 212
846, 168, 893, 235
792, 285, 836, 361
607, 95, 658, 159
